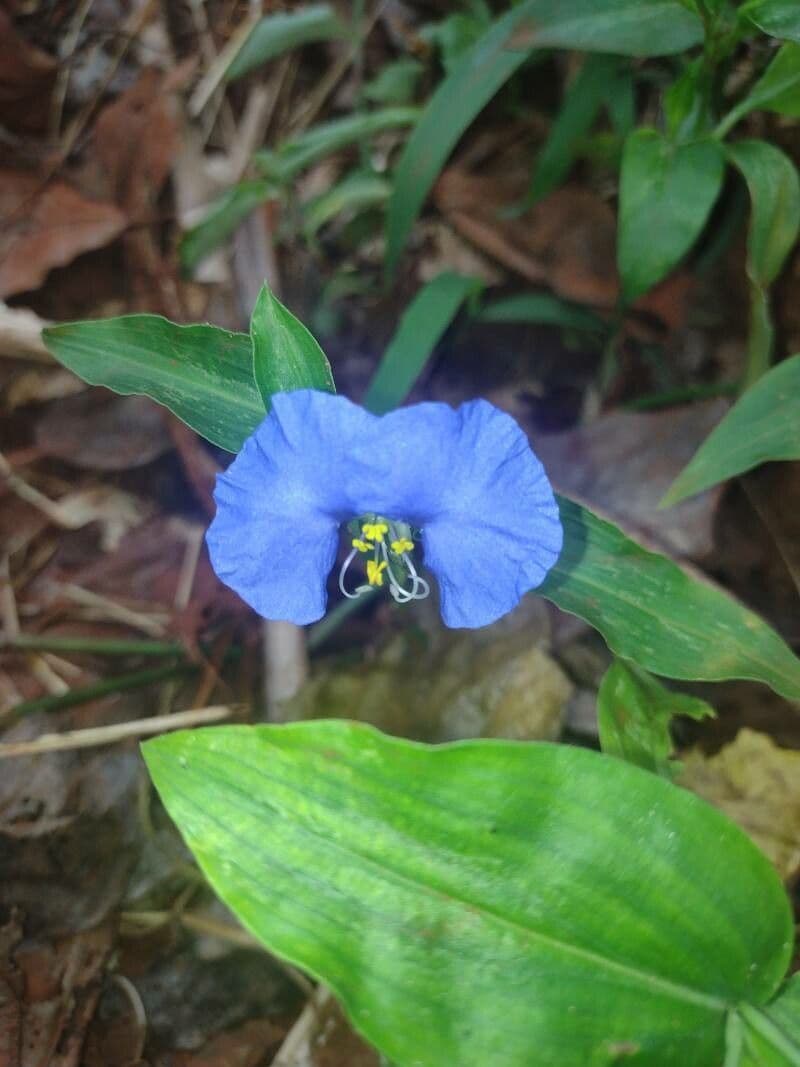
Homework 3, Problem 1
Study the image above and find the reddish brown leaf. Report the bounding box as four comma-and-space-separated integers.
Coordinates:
0, 171, 126, 298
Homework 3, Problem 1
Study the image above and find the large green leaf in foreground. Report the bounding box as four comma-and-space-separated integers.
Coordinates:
541, 497, 800, 700
43, 315, 265, 453
144, 720, 794, 1067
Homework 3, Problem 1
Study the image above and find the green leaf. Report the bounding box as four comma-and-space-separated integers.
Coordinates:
739, 976, 800, 1067
250, 284, 335, 405
540, 496, 800, 700
143, 719, 794, 1067
386, 0, 703, 277
362, 272, 479, 415
477, 292, 605, 332
525, 54, 619, 205
597, 659, 715, 778
303, 170, 390, 237
662, 354, 800, 505
255, 108, 420, 185
180, 179, 276, 274
727, 140, 800, 384
363, 59, 424, 105
42, 315, 264, 453
742, 0, 800, 44
618, 130, 725, 302
226, 4, 344, 82
719, 42, 800, 134
507, 0, 703, 54
420, 6, 493, 74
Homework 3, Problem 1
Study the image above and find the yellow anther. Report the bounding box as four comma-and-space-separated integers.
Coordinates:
352, 538, 371, 553
366, 559, 388, 586
362, 521, 389, 543
391, 538, 414, 555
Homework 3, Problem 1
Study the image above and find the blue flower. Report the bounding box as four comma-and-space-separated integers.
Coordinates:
206, 389, 562, 628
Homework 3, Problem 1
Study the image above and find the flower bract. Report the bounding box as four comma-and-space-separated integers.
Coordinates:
206, 389, 562, 628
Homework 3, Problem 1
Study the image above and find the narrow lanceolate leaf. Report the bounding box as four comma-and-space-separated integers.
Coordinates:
727, 140, 800, 384
663, 354, 800, 505
226, 5, 344, 82
539, 497, 800, 700
477, 292, 605, 332
719, 42, 800, 135
742, 0, 800, 44
618, 130, 725, 302
597, 659, 714, 778
728, 141, 800, 287
524, 53, 618, 205
255, 108, 420, 185
250, 284, 335, 405
385, 0, 702, 276
180, 179, 275, 274
143, 720, 794, 1067
363, 272, 478, 415
43, 316, 264, 453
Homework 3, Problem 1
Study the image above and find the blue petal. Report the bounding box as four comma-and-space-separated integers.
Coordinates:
416, 400, 563, 628
206, 390, 376, 624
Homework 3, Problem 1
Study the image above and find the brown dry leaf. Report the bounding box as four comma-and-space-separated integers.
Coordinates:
0, 734, 142, 934
90, 67, 180, 219
0, 171, 126, 298
434, 168, 695, 330
4, 369, 85, 411
35, 393, 171, 471
0, 11, 56, 134
13, 925, 112, 1067
530, 399, 729, 559
680, 728, 800, 880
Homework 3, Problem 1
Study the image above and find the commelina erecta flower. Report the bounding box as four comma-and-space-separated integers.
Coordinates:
206, 389, 563, 629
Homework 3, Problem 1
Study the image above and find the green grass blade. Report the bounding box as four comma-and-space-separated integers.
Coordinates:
363, 272, 479, 415
226, 5, 344, 82
662, 354, 800, 505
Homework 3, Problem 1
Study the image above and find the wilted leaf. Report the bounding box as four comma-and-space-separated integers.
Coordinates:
0, 172, 126, 298
680, 728, 800, 880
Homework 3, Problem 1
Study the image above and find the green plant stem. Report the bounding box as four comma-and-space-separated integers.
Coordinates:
307, 588, 379, 651
2, 635, 185, 657
4, 662, 195, 728
624, 380, 739, 411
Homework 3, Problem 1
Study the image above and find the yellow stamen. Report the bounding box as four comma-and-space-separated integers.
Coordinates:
366, 559, 388, 586
352, 538, 371, 553
391, 538, 414, 555
362, 521, 389, 543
